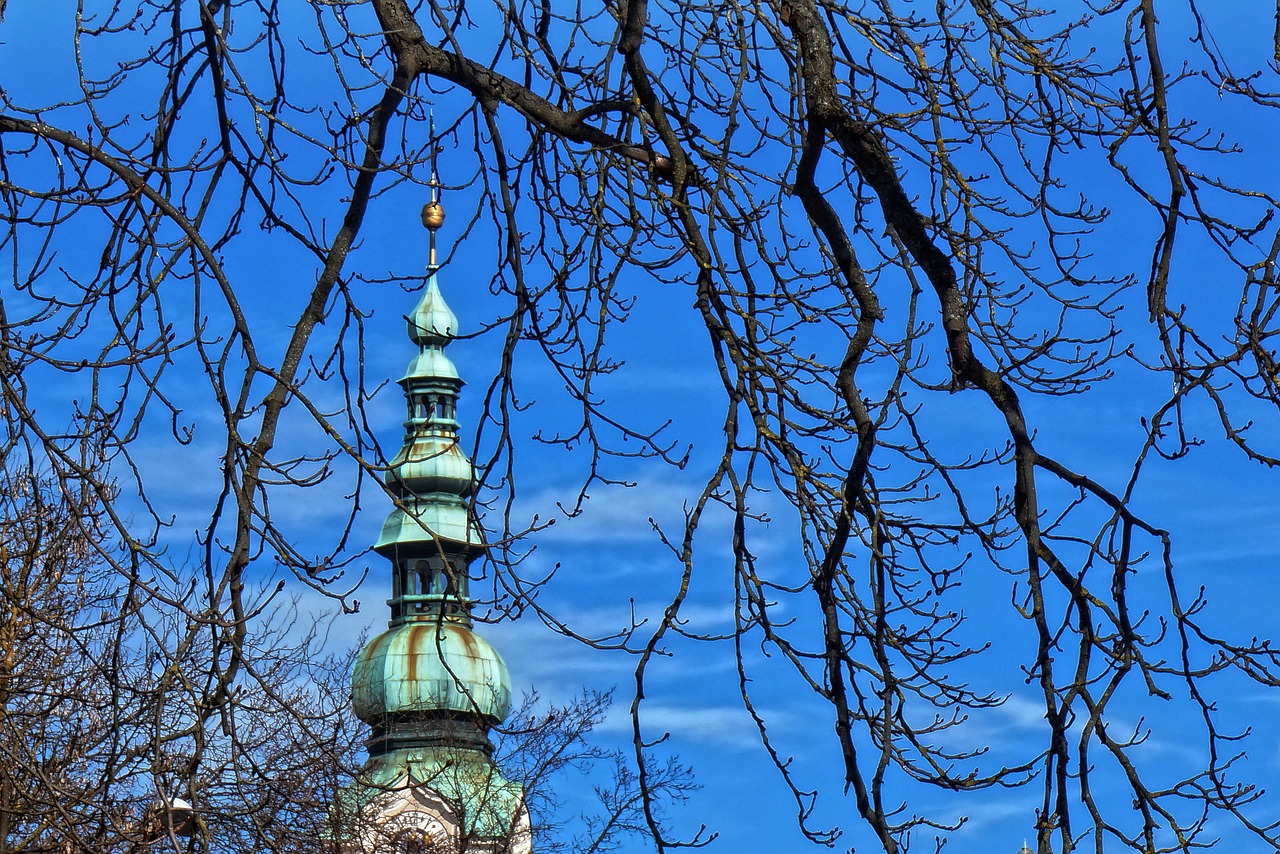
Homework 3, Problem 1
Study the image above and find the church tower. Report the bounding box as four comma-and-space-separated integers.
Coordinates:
342, 155, 530, 853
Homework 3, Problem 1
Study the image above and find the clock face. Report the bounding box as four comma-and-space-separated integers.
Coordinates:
385, 814, 450, 853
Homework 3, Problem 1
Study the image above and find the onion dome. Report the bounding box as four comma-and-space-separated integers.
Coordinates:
351, 621, 512, 725
407, 274, 457, 347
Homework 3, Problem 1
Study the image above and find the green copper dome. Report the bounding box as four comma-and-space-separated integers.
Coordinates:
386, 434, 475, 498
375, 495, 481, 553
401, 345, 460, 383
337, 743, 528, 846
407, 274, 457, 346
352, 621, 512, 724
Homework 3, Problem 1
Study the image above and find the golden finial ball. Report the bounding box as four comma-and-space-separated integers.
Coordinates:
421, 201, 445, 231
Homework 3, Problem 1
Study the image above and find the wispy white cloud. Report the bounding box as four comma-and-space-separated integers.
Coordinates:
598, 701, 782, 753
523, 479, 715, 546
513, 475, 799, 579
945, 795, 1030, 834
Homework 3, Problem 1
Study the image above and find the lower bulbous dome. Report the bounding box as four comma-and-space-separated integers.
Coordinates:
351, 621, 512, 724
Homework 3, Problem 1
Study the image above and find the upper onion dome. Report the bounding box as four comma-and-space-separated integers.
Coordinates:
407, 275, 457, 347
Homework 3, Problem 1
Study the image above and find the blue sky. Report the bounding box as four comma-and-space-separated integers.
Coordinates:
5, 2, 1280, 853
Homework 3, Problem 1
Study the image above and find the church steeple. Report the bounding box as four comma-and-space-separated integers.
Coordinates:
343, 142, 530, 852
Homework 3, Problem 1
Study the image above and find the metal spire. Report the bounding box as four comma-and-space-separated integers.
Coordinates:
421, 113, 445, 270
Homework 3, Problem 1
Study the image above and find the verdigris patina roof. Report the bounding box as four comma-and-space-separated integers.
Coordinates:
353, 746, 526, 842
352, 620, 512, 723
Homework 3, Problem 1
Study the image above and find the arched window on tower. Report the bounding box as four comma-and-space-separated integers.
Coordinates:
442, 562, 458, 598
411, 395, 437, 421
